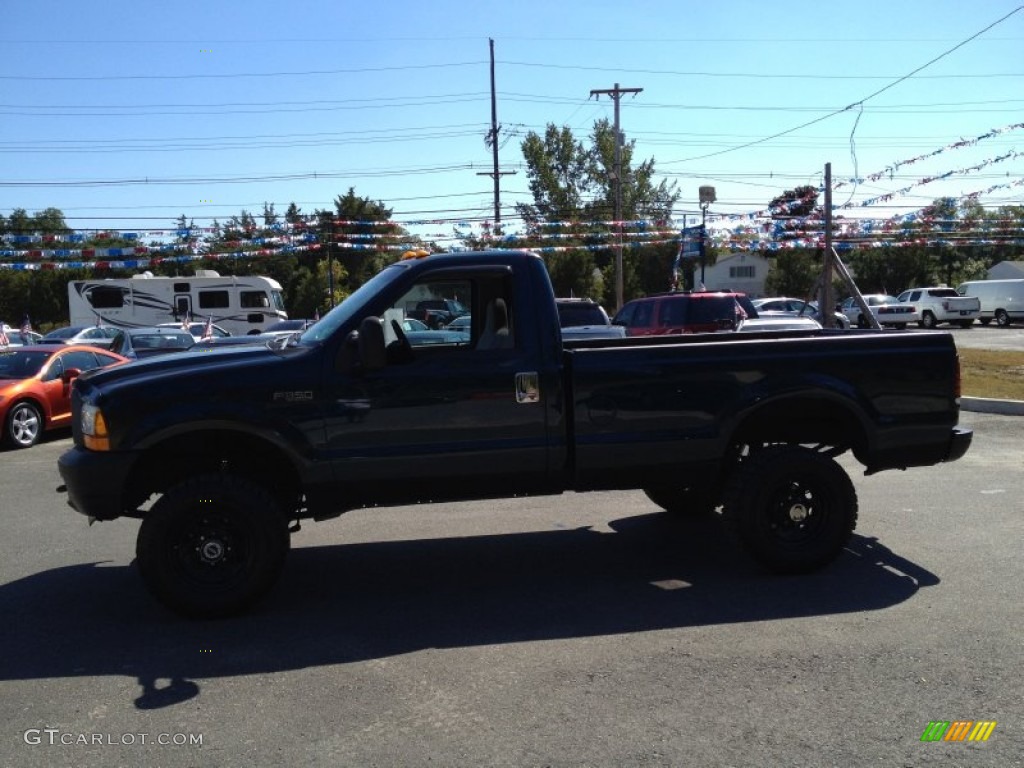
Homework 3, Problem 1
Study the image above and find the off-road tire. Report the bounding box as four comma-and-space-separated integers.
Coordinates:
721, 446, 857, 574
136, 474, 289, 618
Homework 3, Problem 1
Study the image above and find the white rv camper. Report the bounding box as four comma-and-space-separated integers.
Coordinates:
68, 270, 288, 335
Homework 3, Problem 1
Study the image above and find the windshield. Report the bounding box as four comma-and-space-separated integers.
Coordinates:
0, 350, 52, 378
557, 304, 608, 327
303, 263, 409, 342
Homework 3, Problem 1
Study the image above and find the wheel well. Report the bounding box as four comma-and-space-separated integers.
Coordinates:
731, 397, 867, 456
125, 430, 303, 516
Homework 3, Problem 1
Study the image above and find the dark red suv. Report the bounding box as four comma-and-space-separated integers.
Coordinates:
611, 292, 758, 336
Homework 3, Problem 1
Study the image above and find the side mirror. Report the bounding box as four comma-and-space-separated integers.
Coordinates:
357, 316, 387, 372
61, 367, 83, 383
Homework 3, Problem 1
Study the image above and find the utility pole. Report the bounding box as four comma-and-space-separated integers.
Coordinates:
822, 163, 834, 328
477, 38, 516, 223
322, 213, 335, 309
590, 82, 643, 311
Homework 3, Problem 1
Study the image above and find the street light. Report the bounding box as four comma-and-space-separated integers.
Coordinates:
699, 186, 716, 288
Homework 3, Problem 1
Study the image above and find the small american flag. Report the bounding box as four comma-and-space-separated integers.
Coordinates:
181, 313, 191, 332
0, 326, 10, 348
201, 316, 214, 340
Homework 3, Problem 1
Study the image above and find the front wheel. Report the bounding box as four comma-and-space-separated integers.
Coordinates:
5, 401, 42, 449
919, 311, 936, 329
136, 474, 289, 618
721, 446, 857, 574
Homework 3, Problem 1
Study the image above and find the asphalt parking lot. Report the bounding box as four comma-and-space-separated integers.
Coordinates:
926, 323, 1024, 352
0, 408, 1021, 767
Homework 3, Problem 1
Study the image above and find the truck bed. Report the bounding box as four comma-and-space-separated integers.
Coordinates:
563, 329, 964, 488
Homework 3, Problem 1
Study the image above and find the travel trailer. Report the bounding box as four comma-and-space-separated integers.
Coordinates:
68, 270, 287, 335
955, 278, 1024, 326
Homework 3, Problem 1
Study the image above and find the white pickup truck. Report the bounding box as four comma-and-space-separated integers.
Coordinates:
896, 287, 981, 329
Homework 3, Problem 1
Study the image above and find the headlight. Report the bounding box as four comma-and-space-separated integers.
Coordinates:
81, 403, 110, 451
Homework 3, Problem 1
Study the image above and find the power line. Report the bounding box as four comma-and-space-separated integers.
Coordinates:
500, 60, 1024, 80
661, 4, 1024, 165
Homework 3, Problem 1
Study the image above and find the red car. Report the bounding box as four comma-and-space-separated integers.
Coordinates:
612, 292, 759, 336
0, 344, 128, 449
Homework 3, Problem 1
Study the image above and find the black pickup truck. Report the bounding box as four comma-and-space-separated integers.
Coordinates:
58, 250, 972, 618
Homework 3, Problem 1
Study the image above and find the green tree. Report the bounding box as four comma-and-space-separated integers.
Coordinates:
762, 186, 824, 297
510, 119, 679, 305
327, 188, 407, 290
285, 202, 303, 226
5, 208, 33, 235
31, 207, 71, 235
262, 202, 278, 228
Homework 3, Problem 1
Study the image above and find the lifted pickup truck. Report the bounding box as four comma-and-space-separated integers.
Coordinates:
58, 250, 972, 618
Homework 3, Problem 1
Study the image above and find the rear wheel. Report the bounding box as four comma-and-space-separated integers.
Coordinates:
957, 320, 974, 329
995, 309, 1010, 327
5, 401, 42, 449
722, 446, 857, 574
136, 474, 289, 618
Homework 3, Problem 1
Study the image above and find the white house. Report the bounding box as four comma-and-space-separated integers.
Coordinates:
700, 251, 771, 297
987, 260, 1024, 280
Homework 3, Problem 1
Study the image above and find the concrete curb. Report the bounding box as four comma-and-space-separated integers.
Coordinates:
961, 396, 1024, 416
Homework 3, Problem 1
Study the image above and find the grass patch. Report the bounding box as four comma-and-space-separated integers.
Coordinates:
959, 348, 1024, 401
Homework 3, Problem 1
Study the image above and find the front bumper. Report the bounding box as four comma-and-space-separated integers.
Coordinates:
57, 446, 139, 521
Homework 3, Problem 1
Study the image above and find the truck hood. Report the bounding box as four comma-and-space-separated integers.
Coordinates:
79, 342, 304, 398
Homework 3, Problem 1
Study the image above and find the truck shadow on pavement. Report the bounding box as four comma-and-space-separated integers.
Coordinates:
0, 510, 938, 710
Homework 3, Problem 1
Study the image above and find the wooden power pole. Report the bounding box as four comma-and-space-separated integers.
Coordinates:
589, 82, 643, 311
477, 38, 515, 223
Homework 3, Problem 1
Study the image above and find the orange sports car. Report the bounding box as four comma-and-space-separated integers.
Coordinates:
0, 344, 129, 449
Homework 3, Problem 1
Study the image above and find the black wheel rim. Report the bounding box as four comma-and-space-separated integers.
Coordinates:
762, 476, 830, 545
168, 507, 252, 588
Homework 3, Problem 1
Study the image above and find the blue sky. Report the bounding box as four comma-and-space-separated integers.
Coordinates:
2, 0, 1022, 247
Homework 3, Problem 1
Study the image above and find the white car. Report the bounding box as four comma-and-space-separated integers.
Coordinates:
158, 321, 231, 341
752, 297, 850, 329
737, 316, 822, 332
840, 295, 920, 329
